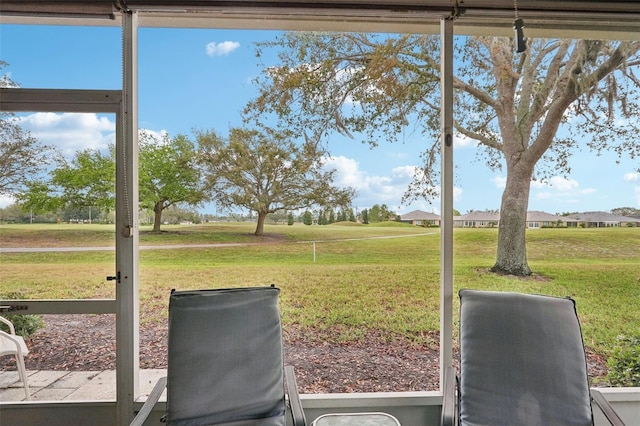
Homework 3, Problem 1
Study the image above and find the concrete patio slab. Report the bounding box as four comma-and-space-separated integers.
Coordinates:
31, 387, 77, 401
0, 386, 29, 401
27, 370, 69, 388
0, 371, 22, 388
49, 371, 100, 389
64, 370, 116, 400
0, 369, 168, 402
138, 369, 167, 399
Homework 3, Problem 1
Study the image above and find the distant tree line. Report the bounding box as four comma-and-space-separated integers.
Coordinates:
291, 203, 397, 226
2, 126, 355, 236
559, 207, 640, 217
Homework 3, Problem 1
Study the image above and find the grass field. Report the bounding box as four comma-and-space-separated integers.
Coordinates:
1, 222, 639, 356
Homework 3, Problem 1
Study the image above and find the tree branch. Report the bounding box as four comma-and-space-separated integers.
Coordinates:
453, 76, 498, 109
455, 122, 503, 151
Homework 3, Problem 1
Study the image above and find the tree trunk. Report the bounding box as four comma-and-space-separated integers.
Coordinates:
491, 164, 533, 276
254, 211, 267, 236
152, 201, 163, 233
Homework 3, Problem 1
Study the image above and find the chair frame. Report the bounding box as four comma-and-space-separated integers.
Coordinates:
130, 287, 306, 426
0, 315, 31, 400
131, 366, 305, 426
441, 290, 626, 426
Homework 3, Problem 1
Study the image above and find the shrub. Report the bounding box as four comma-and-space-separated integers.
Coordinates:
0, 314, 45, 338
0, 291, 45, 339
607, 335, 640, 387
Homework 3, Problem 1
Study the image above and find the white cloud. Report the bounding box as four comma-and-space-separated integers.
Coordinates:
322, 155, 365, 187
454, 133, 478, 149
18, 112, 115, 157
390, 165, 416, 179
322, 155, 456, 213
0, 194, 15, 209
206, 41, 240, 57
624, 172, 639, 182
532, 176, 596, 203
453, 186, 463, 202
491, 176, 506, 189
535, 176, 579, 191
139, 128, 170, 145
324, 155, 411, 205
491, 175, 597, 204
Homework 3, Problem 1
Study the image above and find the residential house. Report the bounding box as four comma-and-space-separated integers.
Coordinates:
454, 211, 500, 228
566, 211, 640, 227
525, 211, 576, 228
399, 210, 441, 226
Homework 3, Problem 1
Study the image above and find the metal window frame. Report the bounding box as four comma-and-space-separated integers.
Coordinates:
2, 1, 639, 423
0, 86, 139, 425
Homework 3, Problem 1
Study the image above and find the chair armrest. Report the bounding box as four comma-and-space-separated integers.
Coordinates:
0, 330, 28, 356
441, 366, 456, 426
130, 376, 167, 426
0, 316, 17, 335
285, 365, 307, 426
591, 389, 626, 426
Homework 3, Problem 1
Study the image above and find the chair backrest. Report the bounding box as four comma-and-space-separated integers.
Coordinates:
166, 286, 286, 426
0, 315, 29, 357
458, 289, 594, 426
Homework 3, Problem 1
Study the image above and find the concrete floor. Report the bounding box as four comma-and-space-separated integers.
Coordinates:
0, 369, 167, 402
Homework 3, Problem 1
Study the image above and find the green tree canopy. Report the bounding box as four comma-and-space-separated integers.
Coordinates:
17, 147, 115, 216
139, 131, 209, 232
197, 127, 355, 236
302, 210, 313, 226
0, 61, 55, 197
361, 208, 369, 224
246, 32, 640, 276
52, 147, 115, 212
611, 207, 640, 217
17, 131, 208, 231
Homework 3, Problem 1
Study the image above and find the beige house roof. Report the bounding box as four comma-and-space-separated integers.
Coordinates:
400, 210, 441, 221
526, 210, 573, 223
455, 211, 500, 222
566, 211, 639, 224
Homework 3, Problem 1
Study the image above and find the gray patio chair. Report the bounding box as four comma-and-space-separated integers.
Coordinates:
131, 286, 306, 426
441, 289, 626, 426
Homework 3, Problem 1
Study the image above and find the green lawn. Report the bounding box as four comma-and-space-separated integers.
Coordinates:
1, 222, 638, 356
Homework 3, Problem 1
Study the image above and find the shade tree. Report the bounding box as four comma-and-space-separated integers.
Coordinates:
138, 131, 209, 232
17, 131, 208, 232
197, 126, 354, 236
0, 61, 55, 197
246, 33, 640, 276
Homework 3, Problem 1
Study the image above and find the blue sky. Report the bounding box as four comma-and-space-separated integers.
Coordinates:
1, 24, 639, 216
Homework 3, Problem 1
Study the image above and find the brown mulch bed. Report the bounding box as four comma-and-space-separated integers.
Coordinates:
1, 314, 610, 393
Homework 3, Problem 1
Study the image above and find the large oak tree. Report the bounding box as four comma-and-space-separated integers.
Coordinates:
197, 127, 354, 236
17, 147, 114, 218
246, 33, 640, 276
17, 131, 208, 232
139, 131, 209, 232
